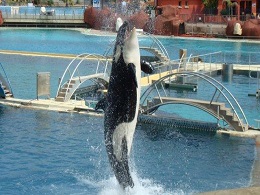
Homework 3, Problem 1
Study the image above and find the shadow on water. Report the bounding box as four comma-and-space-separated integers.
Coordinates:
0, 104, 4, 116
139, 123, 216, 142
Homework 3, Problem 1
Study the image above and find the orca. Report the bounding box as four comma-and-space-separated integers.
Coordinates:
101, 21, 142, 189
96, 22, 154, 188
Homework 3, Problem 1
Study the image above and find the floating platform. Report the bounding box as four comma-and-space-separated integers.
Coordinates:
0, 97, 103, 116
164, 81, 198, 91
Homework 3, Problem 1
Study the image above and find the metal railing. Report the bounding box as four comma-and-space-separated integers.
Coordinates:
2, 13, 84, 20
0, 6, 85, 20
223, 51, 260, 65
56, 53, 110, 99
143, 32, 170, 61
140, 71, 249, 131
179, 14, 256, 24
151, 51, 223, 75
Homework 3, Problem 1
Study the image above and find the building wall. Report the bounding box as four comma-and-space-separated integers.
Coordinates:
158, 0, 259, 16
157, 0, 204, 15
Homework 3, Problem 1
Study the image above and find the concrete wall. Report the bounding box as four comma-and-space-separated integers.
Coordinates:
185, 23, 227, 36
157, 0, 204, 15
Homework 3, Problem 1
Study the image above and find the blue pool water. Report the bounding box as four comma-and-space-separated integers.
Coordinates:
0, 28, 260, 62
0, 29, 259, 194
0, 106, 255, 194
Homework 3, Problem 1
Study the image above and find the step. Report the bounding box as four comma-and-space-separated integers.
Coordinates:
229, 121, 244, 131
55, 97, 65, 102
2, 87, 13, 97
223, 114, 237, 122
70, 79, 77, 84
61, 88, 71, 93
219, 107, 233, 116
58, 92, 66, 97
223, 115, 245, 131
63, 84, 74, 88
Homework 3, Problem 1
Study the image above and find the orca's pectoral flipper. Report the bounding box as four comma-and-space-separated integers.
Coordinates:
128, 63, 138, 88
141, 60, 155, 74
95, 97, 107, 111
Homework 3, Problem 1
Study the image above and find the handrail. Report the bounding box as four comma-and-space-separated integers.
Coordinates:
56, 53, 110, 100
195, 71, 248, 125
165, 51, 222, 73
56, 53, 90, 98
0, 62, 13, 96
65, 54, 109, 101
187, 54, 193, 62
143, 32, 170, 61
65, 54, 95, 99
177, 53, 185, 72
223, 51, 260, 66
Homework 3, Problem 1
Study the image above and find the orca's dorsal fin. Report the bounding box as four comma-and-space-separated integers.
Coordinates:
128, 63, 138, 88
141, 60, 155, 74
95, 97, 107, 111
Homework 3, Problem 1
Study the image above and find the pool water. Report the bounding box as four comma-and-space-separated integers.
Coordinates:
0, 106, 255, 194
0, 28, 260, 63
0, 29, 259, 194
0, 29, 115, 55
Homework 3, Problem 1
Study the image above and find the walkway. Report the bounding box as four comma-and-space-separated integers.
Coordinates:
146, 97, 246, 131
140, 71, 249, 132
0, 97, 102, 116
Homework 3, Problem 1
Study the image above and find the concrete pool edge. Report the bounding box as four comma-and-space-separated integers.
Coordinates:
199, 186, 260, 195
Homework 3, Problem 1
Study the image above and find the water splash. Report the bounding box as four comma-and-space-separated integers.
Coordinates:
73, 169, 186, 195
